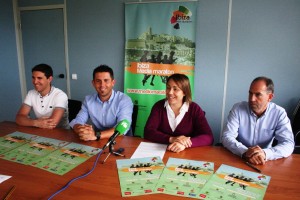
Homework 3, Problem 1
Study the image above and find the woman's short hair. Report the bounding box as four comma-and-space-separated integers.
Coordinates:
166, 73, 192, 103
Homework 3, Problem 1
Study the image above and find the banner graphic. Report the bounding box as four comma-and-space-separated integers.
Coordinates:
124, 1, 198, 137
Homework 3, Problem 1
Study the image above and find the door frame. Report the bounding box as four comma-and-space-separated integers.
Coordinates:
13, 0, 71, 99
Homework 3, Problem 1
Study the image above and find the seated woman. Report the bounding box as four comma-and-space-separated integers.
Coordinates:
144, 73, 214, 153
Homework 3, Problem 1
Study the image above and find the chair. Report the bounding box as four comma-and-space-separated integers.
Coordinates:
68, 99, 82, 122
126, 104, 138, 137
291, 98, 300, 154
131, 104, 138, 136
121, 104, 138, 137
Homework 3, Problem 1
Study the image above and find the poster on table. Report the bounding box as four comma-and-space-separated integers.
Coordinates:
0, 132, 101, 176
116, 156, 165, 197
0, 135, 68, 165
155, 157, 214, 198
199, 164, 271, 200
0, 132, 38, 154
32, 142, 101, 175
124, 1, 197, 137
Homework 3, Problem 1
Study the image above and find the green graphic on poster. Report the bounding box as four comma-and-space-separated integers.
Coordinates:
155, 158, 214, 198
0, 135, 68, 165
0, 132, 38, 154
199, 164, 271, 200
0, 132, 101, 176
124, 2, 198, 137
116, 156, 165, 197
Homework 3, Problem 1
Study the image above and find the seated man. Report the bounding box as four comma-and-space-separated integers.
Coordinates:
222, 76, 295, 165
69, 64, 133, 141
16, 63, 68, 129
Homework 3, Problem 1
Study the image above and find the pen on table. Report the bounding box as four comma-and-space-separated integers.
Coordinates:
245, 161, 261, 173
3, 185, 16, 200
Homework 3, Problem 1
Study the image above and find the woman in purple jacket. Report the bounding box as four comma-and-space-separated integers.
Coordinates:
144, 73, 214, 153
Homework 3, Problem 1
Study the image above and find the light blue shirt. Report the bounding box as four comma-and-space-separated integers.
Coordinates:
69, 90, 133, 135
222, 101, 295, 160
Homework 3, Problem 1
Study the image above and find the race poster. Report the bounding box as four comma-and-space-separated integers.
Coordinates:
124, 1, 198, 137
199, 164, 271, 200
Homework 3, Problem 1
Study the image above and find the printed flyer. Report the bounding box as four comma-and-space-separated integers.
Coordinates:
155, 157, 214, 198
116, 156, 165, 197
0, 136, 69, 165
199, 164, 271, 200
0, 131, 38, 155
31, 143, 101, 175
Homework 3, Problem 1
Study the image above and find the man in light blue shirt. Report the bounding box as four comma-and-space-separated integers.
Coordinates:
69, 65, 133, 141
222, 76, 294, 165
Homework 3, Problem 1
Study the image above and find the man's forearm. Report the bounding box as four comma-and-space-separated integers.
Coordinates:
16, 115, 36, 127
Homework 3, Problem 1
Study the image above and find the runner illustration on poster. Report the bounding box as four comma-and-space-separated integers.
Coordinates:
116, 156, 165, 197
155, 157, 214, 198
199, 164, 271, 200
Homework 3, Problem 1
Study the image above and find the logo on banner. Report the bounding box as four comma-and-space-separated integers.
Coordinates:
170, 6, 192, 29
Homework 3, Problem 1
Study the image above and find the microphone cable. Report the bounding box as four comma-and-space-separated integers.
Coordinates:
47, 148, 104, 200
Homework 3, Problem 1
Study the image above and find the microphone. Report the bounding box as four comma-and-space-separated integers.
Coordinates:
102, 119, 130, 150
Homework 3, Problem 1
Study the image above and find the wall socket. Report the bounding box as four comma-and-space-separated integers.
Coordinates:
72, 74, 77, 80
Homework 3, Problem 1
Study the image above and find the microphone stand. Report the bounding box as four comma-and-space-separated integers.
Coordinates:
101, 140, 125, 164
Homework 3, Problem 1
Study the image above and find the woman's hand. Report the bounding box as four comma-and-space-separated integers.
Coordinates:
167, 142, 186, 153
169, 135, 192, 148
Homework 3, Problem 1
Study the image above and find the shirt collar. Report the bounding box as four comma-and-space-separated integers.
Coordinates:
164, 100, 189, 113
249, 102, 270, 118
38, 86, 54, 97
97, 90, 115, 104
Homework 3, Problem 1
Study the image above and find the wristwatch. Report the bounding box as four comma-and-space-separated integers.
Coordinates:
242, 152, 249, 160
95, 131, 101, 141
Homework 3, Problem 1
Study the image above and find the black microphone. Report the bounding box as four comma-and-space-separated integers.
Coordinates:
102, 119, 130, 150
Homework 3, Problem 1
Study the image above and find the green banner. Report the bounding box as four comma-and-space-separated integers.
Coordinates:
125, 1, 197, 137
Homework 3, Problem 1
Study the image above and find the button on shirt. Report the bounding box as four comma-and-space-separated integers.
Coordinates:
222, 101, 295, 160
69, 90, 133, 134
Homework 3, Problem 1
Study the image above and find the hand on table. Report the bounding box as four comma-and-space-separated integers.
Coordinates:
243, 145, 266, 165
167, 142, 186, 153
168, 135, 192, 152
35, 117, 56, 129
77, 124, 97, 141
169, 135, 192, 148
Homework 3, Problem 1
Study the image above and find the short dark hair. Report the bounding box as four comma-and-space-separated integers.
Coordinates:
93, 64, 114, 80
166, 73, 192, 103
32, 63, 53, 78
251, 76, 274, 93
